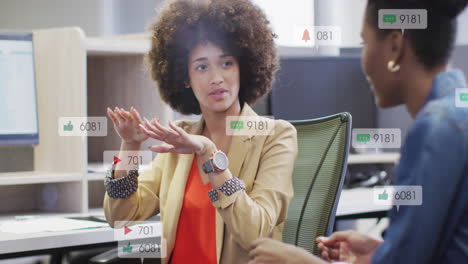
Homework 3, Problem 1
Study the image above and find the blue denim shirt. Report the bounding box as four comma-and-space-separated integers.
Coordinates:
372, 69, 468, 263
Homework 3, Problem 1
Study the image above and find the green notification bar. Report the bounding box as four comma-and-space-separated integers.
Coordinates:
357, 133, 371, 143
383, 14, 397, 24
460, 93, 468, 102
230, 120, 244, 130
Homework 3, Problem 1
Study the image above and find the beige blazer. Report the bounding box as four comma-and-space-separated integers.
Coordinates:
104, 103, 298, 264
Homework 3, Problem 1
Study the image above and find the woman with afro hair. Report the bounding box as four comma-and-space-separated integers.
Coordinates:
104, 0, 298, 263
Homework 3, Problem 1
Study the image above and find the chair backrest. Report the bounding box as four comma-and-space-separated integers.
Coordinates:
282, 113, 351, 255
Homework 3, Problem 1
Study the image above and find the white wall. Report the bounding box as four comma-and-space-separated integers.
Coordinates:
335, 0, 367, 47
456, 8, 468, 45
113, 0, 163, 35
0, 0, 163, 36
0, 0, 113, 36
334, 0, 468, 47
0, 0, 466, 43
253, 0, 314, 47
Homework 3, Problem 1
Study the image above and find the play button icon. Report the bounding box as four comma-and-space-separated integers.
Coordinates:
113, 156, 122, 165
124, 226, 132, 235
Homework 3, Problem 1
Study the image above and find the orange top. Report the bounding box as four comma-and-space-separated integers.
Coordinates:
170, 159, 217, 264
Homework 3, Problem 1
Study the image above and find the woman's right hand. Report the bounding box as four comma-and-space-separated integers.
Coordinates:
107, 106, 149, 145
316, 230, 382, 264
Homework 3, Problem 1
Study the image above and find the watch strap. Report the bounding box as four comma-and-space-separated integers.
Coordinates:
104, 164, 139, 199
202, 158, 215, 173
208, 177, 246, 202
208, 188, 219, 202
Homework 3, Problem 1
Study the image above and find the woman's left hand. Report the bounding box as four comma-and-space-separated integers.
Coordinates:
139, 119, 214, 155
248, 238, 327, 264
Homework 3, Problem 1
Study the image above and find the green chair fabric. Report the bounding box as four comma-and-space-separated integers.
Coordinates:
282, 113, 351, 256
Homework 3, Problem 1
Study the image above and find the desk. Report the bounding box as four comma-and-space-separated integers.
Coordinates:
336, 188, 391, 220
0, 212, 116, 263
0, 212, 161, 263
0, 227, 115, 262
0, 190, 384, 262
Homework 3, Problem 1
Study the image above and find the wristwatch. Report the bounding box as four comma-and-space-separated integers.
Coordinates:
202, 150, 229, 173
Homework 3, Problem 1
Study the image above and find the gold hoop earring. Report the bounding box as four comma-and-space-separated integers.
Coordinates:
387, 60, 400, 73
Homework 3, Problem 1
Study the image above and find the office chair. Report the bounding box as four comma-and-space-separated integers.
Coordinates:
282, 113, 351, 256
89, 114, 351, 263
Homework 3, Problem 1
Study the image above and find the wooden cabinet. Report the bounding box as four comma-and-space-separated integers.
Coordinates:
0, 27, 175, 216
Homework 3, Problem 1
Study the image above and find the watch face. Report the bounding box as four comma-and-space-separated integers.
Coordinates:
213, 151, 229, 170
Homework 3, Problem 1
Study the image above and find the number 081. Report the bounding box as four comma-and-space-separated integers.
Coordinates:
316, 31, 332, 41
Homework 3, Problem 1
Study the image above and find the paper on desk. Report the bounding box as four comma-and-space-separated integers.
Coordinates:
0, 217, 110, 234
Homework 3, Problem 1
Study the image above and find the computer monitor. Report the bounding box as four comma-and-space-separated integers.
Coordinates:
0, 32, 39, 145
271, 55, 413, 149
271, 56, 376, 130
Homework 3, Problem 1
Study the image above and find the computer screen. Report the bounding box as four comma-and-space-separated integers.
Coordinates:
271, 55, 414, 151
0, 32, 39, 145
271, 56, 376, 130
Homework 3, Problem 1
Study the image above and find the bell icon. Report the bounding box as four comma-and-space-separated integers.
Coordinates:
302, 29, 311, 43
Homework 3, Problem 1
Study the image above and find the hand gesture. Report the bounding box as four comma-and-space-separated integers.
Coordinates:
317, 231, 383, 264
107, 107, 148, 145
248, 238, 326, 264
139, 119, 212, 155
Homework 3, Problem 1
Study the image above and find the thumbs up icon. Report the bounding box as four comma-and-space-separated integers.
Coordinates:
63, 121, 74, 131
123, 242, 132, 253
378, 189, 389, 200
